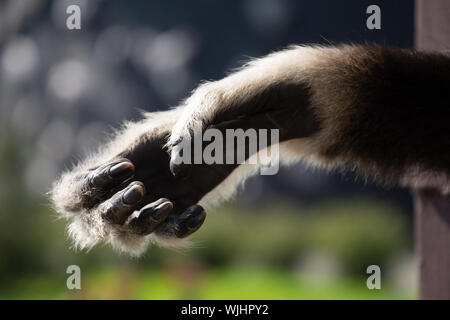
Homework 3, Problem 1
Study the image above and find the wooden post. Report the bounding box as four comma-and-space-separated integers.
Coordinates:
414, 0, 450, 300
414, 191, 450, 299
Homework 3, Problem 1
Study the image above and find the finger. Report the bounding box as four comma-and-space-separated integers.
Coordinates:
101, 181, 145, 225
174, 205, 207, 238
127, 199, 173, 235
88, 158, 135, 190
169, 138, 192, 179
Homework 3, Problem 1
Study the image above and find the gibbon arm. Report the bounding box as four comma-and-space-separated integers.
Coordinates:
51, 45, 450, 256
170, 44, 450, 192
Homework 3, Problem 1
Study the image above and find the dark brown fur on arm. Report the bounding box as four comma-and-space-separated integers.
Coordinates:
309, 46, 450, 187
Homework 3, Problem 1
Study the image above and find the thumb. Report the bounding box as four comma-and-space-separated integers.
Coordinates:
169, 123, 203, 178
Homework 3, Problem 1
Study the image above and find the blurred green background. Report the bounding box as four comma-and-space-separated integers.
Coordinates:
0, 0, 417, 299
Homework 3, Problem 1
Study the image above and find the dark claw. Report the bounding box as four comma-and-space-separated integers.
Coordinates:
122, 183, 145, 205
151, 201, 173, 220
103, 182, 145, 225
169, 141, 192, 179
109, 161, 134, 180
169, 158, 189, 178
128, 199, 173, 235
91, 168, 112, 188
91, 159, 134, 189
175, 205, 206, 238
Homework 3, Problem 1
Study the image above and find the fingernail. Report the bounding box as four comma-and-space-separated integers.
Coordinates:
122, 184, 144, 205
153, 201, 173, 219
169, 158, 191, 179
172, 137, 183, 147
109, 162, 134, 180
176, 209, 206, 238
186, 210, 206, 228
169, 144, 190, 178
181, 206, 206, 228
169, 158, 179, 176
